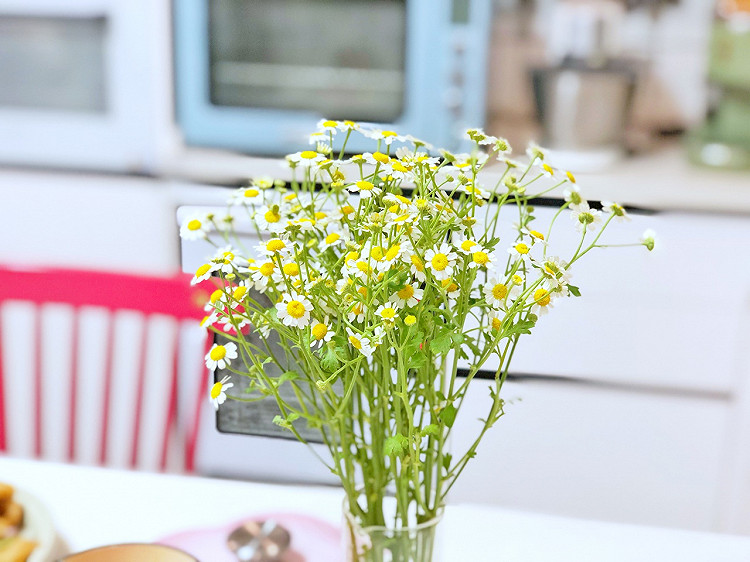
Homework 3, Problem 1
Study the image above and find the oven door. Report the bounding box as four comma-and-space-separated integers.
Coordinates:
175, 0, 492, 156
0, 0, 173, 173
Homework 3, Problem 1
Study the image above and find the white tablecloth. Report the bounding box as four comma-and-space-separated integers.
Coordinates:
3, 456, 750, 561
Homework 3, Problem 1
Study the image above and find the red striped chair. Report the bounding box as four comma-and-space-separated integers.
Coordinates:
0, 266, 210, 472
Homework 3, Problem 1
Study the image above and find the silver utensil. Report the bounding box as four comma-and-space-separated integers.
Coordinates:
226, 519, 291, 562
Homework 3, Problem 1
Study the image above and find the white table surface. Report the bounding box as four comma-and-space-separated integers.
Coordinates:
3, 456, 750, 562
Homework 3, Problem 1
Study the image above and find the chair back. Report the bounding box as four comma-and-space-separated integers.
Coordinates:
0, 266, 209, 472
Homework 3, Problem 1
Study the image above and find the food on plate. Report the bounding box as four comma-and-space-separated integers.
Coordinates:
0, 484, 37, 562
0, 537, 37, 562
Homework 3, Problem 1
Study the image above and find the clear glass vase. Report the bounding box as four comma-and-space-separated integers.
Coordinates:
342, 493, 443, 562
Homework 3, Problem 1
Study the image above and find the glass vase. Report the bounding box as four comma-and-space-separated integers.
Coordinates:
342, 493, 443, 562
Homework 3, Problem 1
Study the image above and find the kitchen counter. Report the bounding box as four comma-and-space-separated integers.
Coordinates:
162, 142, 750, 216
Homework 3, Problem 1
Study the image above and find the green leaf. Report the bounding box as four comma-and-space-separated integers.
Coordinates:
450, 333, 465, 346
439, 403, 457, 428
421, 424, 440, 438
430, 331, 453, 354
278, 371, 299, 384
406, 351, 427, 370
568, 284, 581, 297
320, 347, 341, 373
506, 318, 536, 337
384, 434, 409, 457
442, 453, 453, 471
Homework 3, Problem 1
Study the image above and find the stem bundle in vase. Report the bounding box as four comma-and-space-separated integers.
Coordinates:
182, 122, 653, 556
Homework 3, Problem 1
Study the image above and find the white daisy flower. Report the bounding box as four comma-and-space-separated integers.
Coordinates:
316, 119, 339, 133
286, 150, 326, 167
347, 300, 367, 324
310, 318, 334, 349
408, 254, 428, 283
191, 262, 219, 285
488, 309, 504, 333
570, 203, 603, 233
376, 243, 404, 272
507, 241, 533, 262
252, 176, 276, 189
362, 128, 404, 145
255, 205, 286, 233
205, 342, 238, 371
521, 227, 548, 246
308, 131, 328, 146
321, 229, 347, 250
454, 235, 480, 255
348, 180, 382, 199
601, 201, 630, 222
337, 120, 360, 132
211, 246, 248, 275
534, 256, 571, 289
530, 286, 555, 317
376, 303, 399, 324
462, 183, 489, 201
468, 247, 495, 270
364, 151, 392, 166
258, 237, 292, 257
180, 214, 211, 240
424, 243, 458, 281
391, 283, 423, 308
276, 292, 313, 328
250, 261, 277, 292
483, 279, 509, 308
526, 141, 546, 161
563, 185, 586, 208
346, 328, 375, 358
441, 278, 461, 299
231, 186, 264, 206
209, 375, 234, 410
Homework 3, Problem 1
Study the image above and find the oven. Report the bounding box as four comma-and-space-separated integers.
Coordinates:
174, 0, 493, 155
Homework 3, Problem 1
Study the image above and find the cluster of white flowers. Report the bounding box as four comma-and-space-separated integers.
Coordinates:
181, 121, 652, 396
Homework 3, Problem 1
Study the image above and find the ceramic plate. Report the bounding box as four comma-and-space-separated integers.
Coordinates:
12, 489, 58, 562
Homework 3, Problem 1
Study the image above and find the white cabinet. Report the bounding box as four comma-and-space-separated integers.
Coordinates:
450, 206, 750, 533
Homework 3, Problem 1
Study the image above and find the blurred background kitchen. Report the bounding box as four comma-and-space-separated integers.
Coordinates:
3, 0, 750, 539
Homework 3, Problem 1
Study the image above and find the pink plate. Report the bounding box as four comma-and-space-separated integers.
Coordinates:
157, 512, 342, 562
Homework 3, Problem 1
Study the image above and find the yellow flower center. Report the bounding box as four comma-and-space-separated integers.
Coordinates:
492, 317, 502, 331
512, 274, 523, 285
534, 288, 551, 307
344, 120, 357, 128
529, 230, 545, 240
349, 335, 362, 349
210, 289, 223, 304
244, 189, 260, 198
259, 262, 275, 277
264, 210, 281, 223
373, 152, 390, 164
460, 240, 477, 252
351, 303, 364, 316
283, 263, 300, 276
232, 286, 247, 300
340, 205, 355, 216
357, 287, 368, 297
392, 162, 408, 172
325, 232, 340, 244
445, 282, 458, 293
209, 346, 226, 361
385, 244, 400, 261
515, 243, 529, 255
492, 283, 508, 300
195, 264, 211, 277
266, 239, 286, 252
312, 323, 328, 340
187, 219, 202, 231
356, 261, 371, 274
472, 251, 490, 265
397, 285, 414, 300
315, 211, 327, 220
286, 300, 306, 319
323, 120, 337, 128
431, 253, 449, 272
382, 130, 398, 137
411, 255, 424, 272
345, 251, 359, 264
543, 164, 554, 175
370, 246, 384, 261
404, 315, 417, 326
300, 150, 318, 160
356, 180, 374, 191
566, 171, 577, 183
380, 307, 397, 320
210, 382, 223, 399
